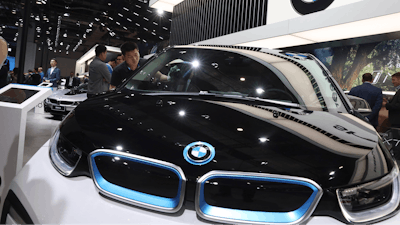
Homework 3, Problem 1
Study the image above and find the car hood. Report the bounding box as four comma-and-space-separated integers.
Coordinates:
60, 91, 391, 190
48, 89, 87, 101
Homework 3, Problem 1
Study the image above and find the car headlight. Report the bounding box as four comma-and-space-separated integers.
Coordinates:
336, 163, 400, 223
45, 98, 50, 103
49, 127, 82, 176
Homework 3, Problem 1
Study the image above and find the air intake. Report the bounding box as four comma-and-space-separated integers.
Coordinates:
196, 171, 323, 224
89, 150, 186, 213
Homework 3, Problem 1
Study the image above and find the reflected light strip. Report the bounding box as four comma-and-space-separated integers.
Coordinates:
236, 35, 314, 49
150, 0, 184, 12
293, 12, 400, 43
236, 12, 400, 49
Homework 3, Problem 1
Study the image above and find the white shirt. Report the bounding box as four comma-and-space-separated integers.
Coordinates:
69, 77, 73, 86
50, 66, 56, 75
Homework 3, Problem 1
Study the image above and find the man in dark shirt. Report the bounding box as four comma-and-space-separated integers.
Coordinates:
110, 42, 146, 89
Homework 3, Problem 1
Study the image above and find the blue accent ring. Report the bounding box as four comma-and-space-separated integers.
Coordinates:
198, 173, 320, 224
90, 151, 183, 210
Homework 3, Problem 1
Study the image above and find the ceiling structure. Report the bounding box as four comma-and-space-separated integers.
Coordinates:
0, 0, 172, 57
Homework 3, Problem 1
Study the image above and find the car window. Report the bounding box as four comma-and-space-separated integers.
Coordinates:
124, 48, 298, 103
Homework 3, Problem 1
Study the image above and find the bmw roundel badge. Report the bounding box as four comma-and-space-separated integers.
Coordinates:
183, 141, 215, 165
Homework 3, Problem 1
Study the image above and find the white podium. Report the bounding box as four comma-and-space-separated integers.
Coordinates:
0, 84, 52, 209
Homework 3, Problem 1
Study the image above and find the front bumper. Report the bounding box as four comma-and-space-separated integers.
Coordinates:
44, 101, 77, 115
4, 142, 400, 224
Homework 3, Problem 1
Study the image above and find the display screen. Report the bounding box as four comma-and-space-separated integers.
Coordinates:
0, 88, 39, 104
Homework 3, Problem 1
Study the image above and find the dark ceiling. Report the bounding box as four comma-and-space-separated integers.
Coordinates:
0, 0, 172, 56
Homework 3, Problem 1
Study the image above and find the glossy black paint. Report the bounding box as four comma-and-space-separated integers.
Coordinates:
58, 88, 393, 223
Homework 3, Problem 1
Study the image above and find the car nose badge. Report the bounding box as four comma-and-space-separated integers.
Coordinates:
183, 141, 215, 165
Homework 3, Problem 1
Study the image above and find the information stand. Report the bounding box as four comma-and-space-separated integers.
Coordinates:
0, 84, 52, 209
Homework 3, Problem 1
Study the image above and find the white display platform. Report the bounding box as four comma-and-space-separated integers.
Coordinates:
0, 83, 52, 211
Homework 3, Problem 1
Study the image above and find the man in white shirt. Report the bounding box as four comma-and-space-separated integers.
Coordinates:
66, 71, 79, 89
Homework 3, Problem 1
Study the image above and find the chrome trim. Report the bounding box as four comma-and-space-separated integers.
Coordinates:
195, 171, 323, 225
49, 126, 82, 176
88, 149, 187, 213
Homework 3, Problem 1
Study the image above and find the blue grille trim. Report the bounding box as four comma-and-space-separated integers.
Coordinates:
196, 171, 323, 224
90, 151, 186, 212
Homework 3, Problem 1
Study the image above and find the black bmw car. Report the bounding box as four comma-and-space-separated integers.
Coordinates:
2, 45, 399, 224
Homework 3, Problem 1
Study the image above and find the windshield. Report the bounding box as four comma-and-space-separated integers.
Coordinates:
124, 48, 298, 102
123, 47, 347, 112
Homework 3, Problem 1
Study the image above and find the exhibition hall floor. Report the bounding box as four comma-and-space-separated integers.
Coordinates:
24, 110, 61, 165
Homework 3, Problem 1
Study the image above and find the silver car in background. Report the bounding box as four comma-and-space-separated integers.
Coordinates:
44, 83, 88, 116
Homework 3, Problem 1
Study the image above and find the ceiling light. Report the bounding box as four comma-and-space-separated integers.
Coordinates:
127, 18, 132, 22
12, 10, 16, 14
135, 5, 141, 8
159, 36, 163, 40
192, 60, 200, 68
64, 12, 70, 17
108, 2, 111, 6
60, 42, 63, 46
151, 32, 156, 35
237, 128, 244, 132
259, 137, 269, 143
153, 22, 158, 25
135, 23, 140, 26
143, 17, 149, 21
256, 88, 265, 94
46, 31, 50, 34
157, 8, 163, 15
63, 33, 67, 37
123, 26, 127, 30
118, 13, 123, 17
36, 0, 42, 4
65, 6, 70, 9
66, 51, 69, 54
116, 21, 120, 25
133, 12, 139, 16
240, 77, 245, 81
162, 27, 168, 30
123, 7, 129, 11
109, 17, 113, 21
95, 18, 100, 21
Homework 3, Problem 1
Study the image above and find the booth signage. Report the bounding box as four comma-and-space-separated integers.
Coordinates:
267, 0, 364, 25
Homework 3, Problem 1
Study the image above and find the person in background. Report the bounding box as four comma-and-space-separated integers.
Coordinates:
44, 58, 61, 88
88, 44, 111, 97
110, 42, 146, 89
106, 57, 116, 75
38, 67, 44, 82
66, 71, 80, 89
115, 53, 124, 66
385, 72, 400, 156
349, 73, 382, 128
0, 59, 9, 88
